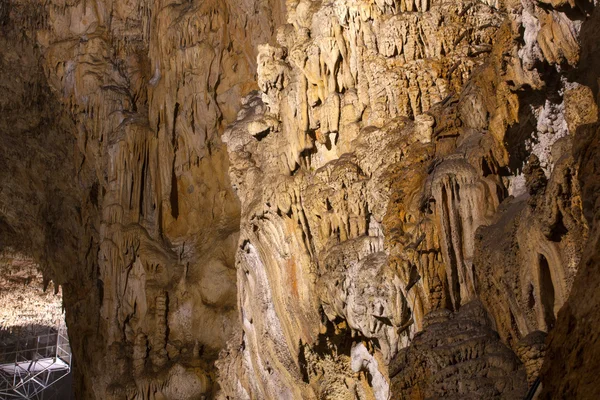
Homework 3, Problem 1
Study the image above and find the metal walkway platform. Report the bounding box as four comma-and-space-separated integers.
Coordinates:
0, 327, 71, 400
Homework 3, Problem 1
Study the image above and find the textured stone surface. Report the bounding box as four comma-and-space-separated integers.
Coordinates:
540, 12, 600, 390
0, 0, 599, 399
218, 1, 596, 398
540, 121, 600, 399
390, 301, 528, 399
1, 0, 284, 398
0, 252, 63, 335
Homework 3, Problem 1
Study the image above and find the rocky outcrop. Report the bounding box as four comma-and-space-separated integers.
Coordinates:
390, 301, 527, 399
2, 0, 284, 398
539, 7, 600, 393
540, 120, 600, 399
38, 0, 286, 397
0, 0, 599, 399
0, 252, 64, 335
218, 0, 597, 398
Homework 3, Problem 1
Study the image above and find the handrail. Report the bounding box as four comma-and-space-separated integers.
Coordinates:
524, 377, 541, 400
0, 328, 72, 399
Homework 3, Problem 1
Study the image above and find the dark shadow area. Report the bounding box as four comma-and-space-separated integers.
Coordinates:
567, 2, 600, 97
504, 65, 562, 175
538, 254, 556, 330
298, 308, 380, 386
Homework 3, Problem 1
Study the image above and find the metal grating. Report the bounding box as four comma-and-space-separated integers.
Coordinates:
0, 327, 71, 400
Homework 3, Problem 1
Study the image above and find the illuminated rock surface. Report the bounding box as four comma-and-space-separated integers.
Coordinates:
0, 0, 599, 399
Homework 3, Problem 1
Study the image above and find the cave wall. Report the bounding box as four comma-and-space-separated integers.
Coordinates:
2, 0, 285, 398
0, 0, 599, 399
218, 0, 596, 398
540, 5, 600, 398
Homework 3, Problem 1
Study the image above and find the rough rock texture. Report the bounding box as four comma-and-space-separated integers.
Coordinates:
218, 0, 597, 398
0, 252, 63, 335
390, 301, 527, 399
539, 6, 600, 398
1, 0, 600, 399
1, 0, 284, 398
540, 121, 600, 399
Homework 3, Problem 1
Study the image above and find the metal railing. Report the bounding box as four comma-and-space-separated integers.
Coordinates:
524, 377, 541, 400
0, 327, 71, 399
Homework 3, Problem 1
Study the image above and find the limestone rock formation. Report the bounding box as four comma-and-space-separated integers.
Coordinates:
0, 252, 64, 335
1, 0, 600, 399
539, 9, 600, 394
390, 301, 528, 399
2, 0, 284, 398
217, 0, 596, 398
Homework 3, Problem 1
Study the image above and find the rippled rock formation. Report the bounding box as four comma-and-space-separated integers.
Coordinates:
0, 0, 599, 399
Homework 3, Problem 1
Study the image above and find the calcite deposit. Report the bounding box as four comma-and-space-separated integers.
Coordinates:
1, 0, 600, 399
0, 252, 64, 335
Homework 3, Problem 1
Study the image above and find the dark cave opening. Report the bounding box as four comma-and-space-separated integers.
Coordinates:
539, 254, 556, 330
